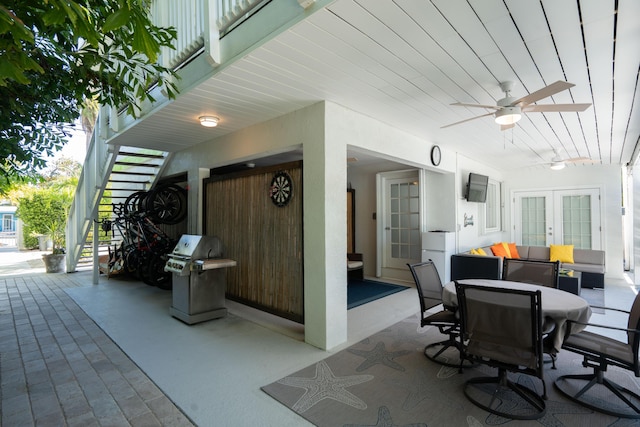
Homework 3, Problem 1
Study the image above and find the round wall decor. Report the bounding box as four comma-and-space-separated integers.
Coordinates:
430, 145, 441, 166
269, 171, 293, 207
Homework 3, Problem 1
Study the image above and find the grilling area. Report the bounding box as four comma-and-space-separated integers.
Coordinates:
164, 234, 236, 324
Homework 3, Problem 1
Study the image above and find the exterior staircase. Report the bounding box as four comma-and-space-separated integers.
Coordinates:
67, 134, 171, 274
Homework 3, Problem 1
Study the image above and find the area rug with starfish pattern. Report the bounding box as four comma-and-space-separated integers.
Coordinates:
262, 313, 640, 426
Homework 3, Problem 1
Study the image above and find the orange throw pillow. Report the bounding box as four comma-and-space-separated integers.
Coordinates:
507, 243, 520, 259
490, 243, 510, 258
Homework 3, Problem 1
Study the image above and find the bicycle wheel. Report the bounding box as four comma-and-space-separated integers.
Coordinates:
124, 191, 148, 214
146, 184, 187, 225
145, 255, 172, 289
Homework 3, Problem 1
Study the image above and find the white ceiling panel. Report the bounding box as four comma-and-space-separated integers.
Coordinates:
107, 0, 638, 171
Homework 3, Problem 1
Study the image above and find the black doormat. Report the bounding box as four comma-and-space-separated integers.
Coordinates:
347, 279, 409, 309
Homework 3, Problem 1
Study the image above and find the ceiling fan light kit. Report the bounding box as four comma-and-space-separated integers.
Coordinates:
494, 106, 522, 125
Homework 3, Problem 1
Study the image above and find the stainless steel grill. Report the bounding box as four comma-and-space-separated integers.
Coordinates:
165, 235, 236, 324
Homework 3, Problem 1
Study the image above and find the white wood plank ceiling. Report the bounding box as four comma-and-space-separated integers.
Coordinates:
110, 0, 640, 172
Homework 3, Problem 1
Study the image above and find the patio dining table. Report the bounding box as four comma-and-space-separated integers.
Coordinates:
443, 279, 593, 353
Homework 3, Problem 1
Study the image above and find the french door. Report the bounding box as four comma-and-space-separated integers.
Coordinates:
513, 188, 601, 249
381, 174, 421, 270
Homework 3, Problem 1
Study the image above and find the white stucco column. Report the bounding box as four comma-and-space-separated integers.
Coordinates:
303, 110, 348, 350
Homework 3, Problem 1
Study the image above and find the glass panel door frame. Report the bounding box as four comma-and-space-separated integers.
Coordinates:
513, 187, 602, 249
376, 169, 423, 276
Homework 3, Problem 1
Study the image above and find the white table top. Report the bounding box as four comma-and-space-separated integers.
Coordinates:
443, 279, 592, 353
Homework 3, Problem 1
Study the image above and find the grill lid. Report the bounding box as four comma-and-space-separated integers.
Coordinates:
169, 234, 223, 260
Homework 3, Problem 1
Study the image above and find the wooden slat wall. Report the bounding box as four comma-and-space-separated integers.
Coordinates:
203, 162, 303, 322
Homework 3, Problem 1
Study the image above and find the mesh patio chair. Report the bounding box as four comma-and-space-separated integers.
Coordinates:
407, 261, 469, 368
456, 282, 547, 420
554, 292, 640, 418
502, 258, 560, 289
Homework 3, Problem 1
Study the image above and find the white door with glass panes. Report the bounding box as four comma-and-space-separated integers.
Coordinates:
384, 177, 421, 269
513, 189, 601, 249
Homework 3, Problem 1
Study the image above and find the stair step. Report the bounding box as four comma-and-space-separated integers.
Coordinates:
108, 179, 151, 184
114, 161, 160, 168
110, 171, 156, 176
118, 151, 166, 159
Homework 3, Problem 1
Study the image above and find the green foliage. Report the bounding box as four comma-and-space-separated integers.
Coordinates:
14, 174, 77, 252
0, 1, 178, 181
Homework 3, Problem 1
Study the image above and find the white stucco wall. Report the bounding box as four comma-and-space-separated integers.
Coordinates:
455, 154, 506, 252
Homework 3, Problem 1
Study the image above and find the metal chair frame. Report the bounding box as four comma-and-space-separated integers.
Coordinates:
554, 294, 640, 419
407, 261, 469, 368
456, 282, 547, 420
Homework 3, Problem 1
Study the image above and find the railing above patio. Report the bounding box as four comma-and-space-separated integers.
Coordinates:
150, 0, 269, 70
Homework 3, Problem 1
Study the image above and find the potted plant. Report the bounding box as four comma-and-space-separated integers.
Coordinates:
41, 217, 67, 273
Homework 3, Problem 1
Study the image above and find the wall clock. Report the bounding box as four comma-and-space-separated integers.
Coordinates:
430, 145, 441, 166
269, 171, 293, 207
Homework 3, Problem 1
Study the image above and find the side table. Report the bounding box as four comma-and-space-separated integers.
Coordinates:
559, 270, 582, 295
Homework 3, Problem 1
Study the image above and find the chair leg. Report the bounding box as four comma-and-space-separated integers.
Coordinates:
424, 333, 474, 369
555, 371, 640, 419
464, 369, 546, 420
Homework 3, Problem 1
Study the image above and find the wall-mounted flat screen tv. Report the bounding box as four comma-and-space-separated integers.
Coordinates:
466, 172, 489, 203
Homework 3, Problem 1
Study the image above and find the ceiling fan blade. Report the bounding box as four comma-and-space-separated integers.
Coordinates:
451, 102, 500, 110
441, 112, 495, 129
500, 123, 515, 131
511, 81, 575, 107
523, 103, 591, 112
564, 157, 597, 163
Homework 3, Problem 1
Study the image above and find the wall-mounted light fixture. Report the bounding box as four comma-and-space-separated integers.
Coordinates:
199, 116, 219, 127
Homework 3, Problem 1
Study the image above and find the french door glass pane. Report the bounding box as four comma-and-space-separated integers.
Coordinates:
521, 196, 546, 246
562, 195, 592, 249
389, 182, 420, 261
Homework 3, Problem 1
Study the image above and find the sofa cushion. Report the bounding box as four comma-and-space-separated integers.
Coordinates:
528, 246, 550, 261
563, 262, 605, 274
516, 246, 529, 259
550, 244, 574, 263
574, 248, 605, 266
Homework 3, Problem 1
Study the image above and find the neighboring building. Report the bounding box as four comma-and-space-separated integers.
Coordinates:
0, 203, 17, 247
67, 1, 640, 351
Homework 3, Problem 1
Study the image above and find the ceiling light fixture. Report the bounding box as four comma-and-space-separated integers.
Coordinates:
550, 161, 566, 171
494, 106, 522, 125
199, 116, 219, 127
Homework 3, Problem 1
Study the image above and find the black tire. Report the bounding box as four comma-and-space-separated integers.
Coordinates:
145, 255, 172, 289
146, 184, 187, 225
124, 191, 148, 214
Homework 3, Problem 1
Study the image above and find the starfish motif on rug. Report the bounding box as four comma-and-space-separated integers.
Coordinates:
277, 360, 373, 413
348, 341, 412, 372
343, 406, 427, 427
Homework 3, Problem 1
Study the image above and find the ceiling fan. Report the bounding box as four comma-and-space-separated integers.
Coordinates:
546, 149, 595, 170
442, 81, 591, 130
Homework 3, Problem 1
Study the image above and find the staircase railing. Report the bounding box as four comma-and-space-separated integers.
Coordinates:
65, 0, 274, 275
66, 111, 116, 273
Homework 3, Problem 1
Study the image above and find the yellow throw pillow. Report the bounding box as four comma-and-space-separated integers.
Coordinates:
550, 244, 574, 263
469, 248, 479, 255
476, 248, 487, 256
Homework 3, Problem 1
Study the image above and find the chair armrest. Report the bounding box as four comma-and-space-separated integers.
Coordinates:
565, 318, 640, 339
589, 305, 630, 315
